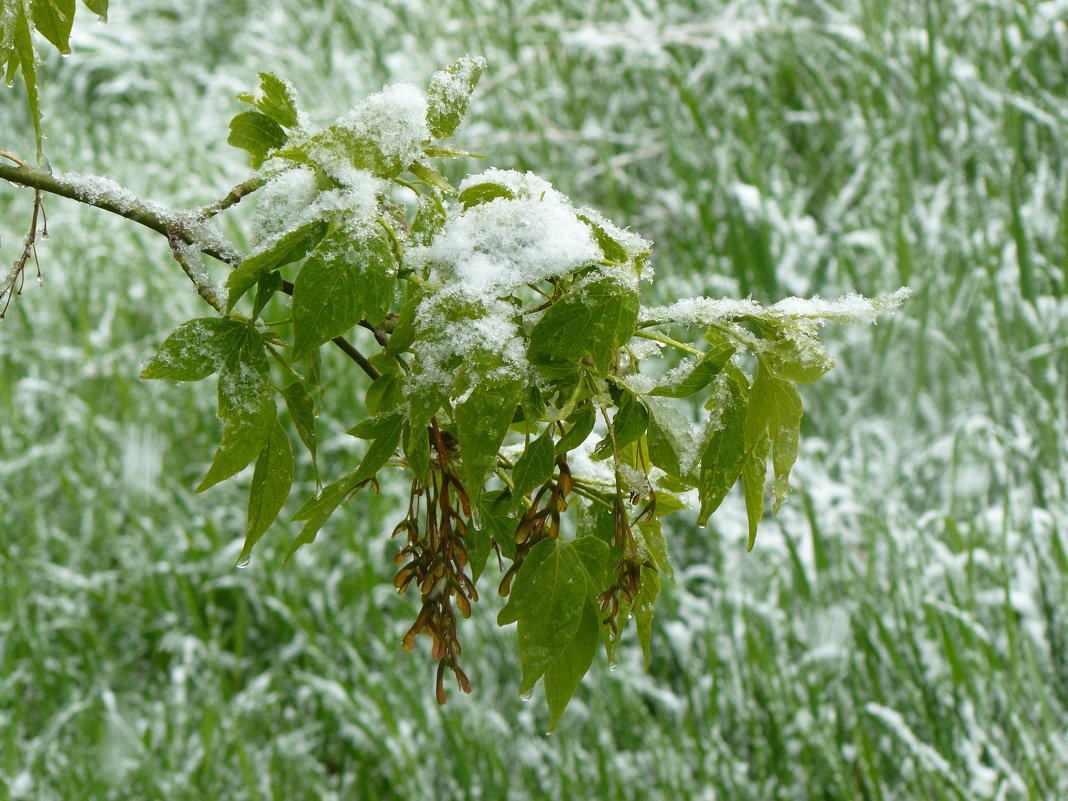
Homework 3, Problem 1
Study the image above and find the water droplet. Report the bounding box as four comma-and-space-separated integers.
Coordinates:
608, 662, 618, 672
471, 509, 483, 529
507, 508, 519, 519
236, 554, 251, 569
520, 690, 534, 702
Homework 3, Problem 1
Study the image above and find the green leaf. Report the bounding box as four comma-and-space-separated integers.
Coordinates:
529, 273, 639, 376
497, 538, 590, 694
225, 218, 329, 312
365, 372, 403, 417
555, 404, 595, 456
766, 336, 834, 384
578, 213, 628, 264
80, 0, 106, 19
304, 346, 325, 415
347, 408, 403, 440
252, 269, 283, 318
637, 519, 673, 582
697, 370, 749, 525
457, 182, 515, 210
291, 227, 395, 360
572, 534, 610, 597
455, 370, 524, 502
744, 363, 802, 512
410, 192, 447, 245
577, 503, 615, 548
227, 109, 287, 169
426, 56, 486, 139
750, 319, 835, 384
196, 326, 276, 492
402, 420, 430, 482
634, 565, 661, 668
592, 389, 647, 460
742, 437, 770, 551
349, 410, 404, 484
421, 145, 488, 159
241, 72, 299, 129
32, 0, 75, 54
5, 5, 41, 159
543, 599, 599, 732
384, 291, 421, 357
140, 317, 246, 381
285, 473, 360, 564
408, 161, 456, 194
239, 418, 294, 563
509, 430, 556, 514
281, 380, 317, 467
476, 488, 516, 563
650, 341, 736, 398
645, 397, 698, 485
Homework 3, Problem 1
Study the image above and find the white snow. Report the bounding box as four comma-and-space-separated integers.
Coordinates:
309, 82, 428, 178
413, 193, 601, 294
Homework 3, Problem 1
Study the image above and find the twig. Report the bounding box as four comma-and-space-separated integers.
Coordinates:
194, 174, 269, 221
0, 189, 44, 319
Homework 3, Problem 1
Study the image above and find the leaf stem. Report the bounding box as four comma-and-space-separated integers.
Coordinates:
631, 329, 703, 357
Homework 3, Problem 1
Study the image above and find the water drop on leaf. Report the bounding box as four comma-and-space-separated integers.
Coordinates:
520, 689, 534, 701
236, 554, 251, 568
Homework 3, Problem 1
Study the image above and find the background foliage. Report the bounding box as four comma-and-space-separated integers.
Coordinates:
1, 0, 1067, 799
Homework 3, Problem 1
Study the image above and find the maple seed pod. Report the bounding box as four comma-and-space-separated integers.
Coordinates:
435, 663, 448, 706
455, 666, 472, 694
393, 565, 415, 592
558, 463, 573, 497
455, 592, 471, 619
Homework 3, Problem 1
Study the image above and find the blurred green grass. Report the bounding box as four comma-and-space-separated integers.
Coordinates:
1, 0, 1067, 798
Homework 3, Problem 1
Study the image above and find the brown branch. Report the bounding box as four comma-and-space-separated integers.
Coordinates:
0, 160, 380, 379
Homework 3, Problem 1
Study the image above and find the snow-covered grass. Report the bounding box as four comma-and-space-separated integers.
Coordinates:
2, 0, 1067, 797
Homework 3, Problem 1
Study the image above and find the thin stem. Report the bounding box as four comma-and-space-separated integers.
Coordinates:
631, 329, 703, 357
1, 189, 44, 319
194, 174, 269, 220
0, 150, 30, 167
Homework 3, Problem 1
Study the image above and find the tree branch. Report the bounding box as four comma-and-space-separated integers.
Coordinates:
0, 161, 380, 379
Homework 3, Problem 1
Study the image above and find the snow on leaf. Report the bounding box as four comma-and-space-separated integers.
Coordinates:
304, 83, 428, 180
196, 325, 275, 493
139, 317, 246, 381
426, 55, 486, 139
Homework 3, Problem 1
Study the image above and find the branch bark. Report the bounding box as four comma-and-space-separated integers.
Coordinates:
0, 161, 380, 379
